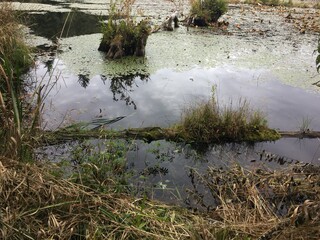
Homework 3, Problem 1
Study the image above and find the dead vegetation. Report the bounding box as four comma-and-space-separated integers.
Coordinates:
187, 163, 320, 239
1, 156, 319, 239
0, 157, 219, 239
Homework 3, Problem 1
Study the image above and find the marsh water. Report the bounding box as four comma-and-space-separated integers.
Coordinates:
14, 0, 320, 205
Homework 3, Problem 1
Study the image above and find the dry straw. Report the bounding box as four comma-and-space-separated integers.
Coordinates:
0, 158, 219, 239
1, 157, 319, 239
187, 163, 320, 239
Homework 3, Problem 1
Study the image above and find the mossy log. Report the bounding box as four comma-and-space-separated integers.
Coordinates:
41, 126, 320, 146
41, 127, 284, 146
43, 127, 176, 145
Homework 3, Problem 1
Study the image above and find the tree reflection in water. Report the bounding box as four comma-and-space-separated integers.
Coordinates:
77, 73, 90, 88
75, 71, 149, 109
101, 73, 149, 110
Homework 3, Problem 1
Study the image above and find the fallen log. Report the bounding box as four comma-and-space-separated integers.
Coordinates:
42, 127, 178, 145
41, 127, 279, 145
278, 131, 320, 139
40, 127, 320, 146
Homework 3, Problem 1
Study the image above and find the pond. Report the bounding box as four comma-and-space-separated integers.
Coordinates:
13, 0, 320, 205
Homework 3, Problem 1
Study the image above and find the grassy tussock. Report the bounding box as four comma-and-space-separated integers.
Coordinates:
98, 0, 151, 58
190, 0, 228, 25
179, 95, 279, 143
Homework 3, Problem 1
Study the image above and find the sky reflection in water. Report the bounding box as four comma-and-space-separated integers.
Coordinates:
34, 58, 320, 166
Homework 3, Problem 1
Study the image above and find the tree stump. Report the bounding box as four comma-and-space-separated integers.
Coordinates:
98, 20, 150, 59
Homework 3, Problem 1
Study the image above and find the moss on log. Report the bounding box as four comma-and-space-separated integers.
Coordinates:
41, 126, 320, 147
42, 126, 282, 146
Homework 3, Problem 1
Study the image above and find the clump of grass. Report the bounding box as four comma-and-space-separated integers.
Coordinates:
98, 0, 151, 59
189, 0, 228, 26
299, 116, 312, 133
178, 92, 279, 143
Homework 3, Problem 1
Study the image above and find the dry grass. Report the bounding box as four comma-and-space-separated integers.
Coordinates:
0, 3, 20, 56
0, 3, 35, 161
0, 157, 220, 240
1, 157, 319, 239
0, 2, 31, 77
188, 164, 320, 239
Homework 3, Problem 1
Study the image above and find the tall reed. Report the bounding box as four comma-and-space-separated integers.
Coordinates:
0, 3, 34, 160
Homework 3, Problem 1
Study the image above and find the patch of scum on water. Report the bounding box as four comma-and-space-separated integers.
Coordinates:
57, 26, 319, 91
9, 0, 320, 92
6, 0, 190, 16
